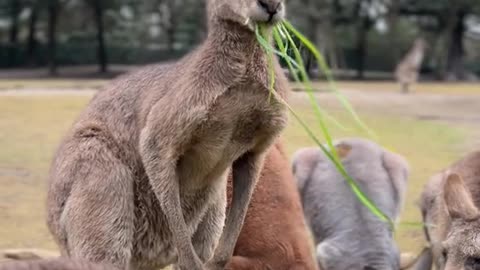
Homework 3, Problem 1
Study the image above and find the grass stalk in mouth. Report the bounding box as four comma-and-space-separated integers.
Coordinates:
255, 22, 394, 228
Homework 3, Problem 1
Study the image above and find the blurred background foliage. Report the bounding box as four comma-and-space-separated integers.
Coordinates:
0, 0, 479, 81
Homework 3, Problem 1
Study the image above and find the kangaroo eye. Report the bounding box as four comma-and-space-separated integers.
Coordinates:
465, 257, 480, 270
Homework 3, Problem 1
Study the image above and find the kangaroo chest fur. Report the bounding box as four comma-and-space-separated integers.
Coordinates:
132, 78, 288, 269
180, 80, 287, 188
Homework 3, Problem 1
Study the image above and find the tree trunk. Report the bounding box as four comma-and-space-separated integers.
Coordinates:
355, 19, 369, 80
166, 0, 177, 53
166, 26, 175, 52
445, 10, 467, 81
305, 16, 318, 77
27, 3, 39, 66
8, 0, 20, 67
387, 0, 400, 65
47, 0, 59, 75
93, 0, 108, 73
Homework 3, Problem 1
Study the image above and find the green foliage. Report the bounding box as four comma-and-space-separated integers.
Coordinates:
0, 0, 479, 78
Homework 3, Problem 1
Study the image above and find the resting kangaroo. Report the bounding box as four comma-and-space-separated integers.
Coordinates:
46, 0, 288, 270
417, 151, 480, 270
292, 138, 410, 270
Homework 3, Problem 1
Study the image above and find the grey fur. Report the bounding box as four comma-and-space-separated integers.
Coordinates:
292, 138, 410, 270
46, 1, 289, 270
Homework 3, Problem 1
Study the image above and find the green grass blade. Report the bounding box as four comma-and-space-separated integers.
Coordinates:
279, 24, 392, 226
259, 26, 276, 102
274, 29, 347, 132
282, 21, 376, 139
255, 26, 303, 71
255, 23, 393, 227
278, 24, 348, 140
273, 28, 300, 82
275, 91, 393, 227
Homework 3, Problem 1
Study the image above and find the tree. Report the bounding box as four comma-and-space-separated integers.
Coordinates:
47, 0, 59, 75
86, 0, 108, 73
148, 0, 182, 52
26, 0, 39, 65
7, 0, 21, 67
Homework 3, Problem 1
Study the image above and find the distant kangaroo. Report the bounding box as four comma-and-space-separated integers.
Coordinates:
46, 0, 288, 270
292, 138, 410, 270
417, 151, 480, 270
395, 38, 427, 94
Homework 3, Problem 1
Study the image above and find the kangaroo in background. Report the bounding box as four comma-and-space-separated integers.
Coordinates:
292, 138, 410, 270
395, 38, 427, 94
416, 151, 480, 270
46, 0, 288, 269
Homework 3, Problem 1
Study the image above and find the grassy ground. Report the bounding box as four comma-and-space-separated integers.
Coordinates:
294, 81, 480, 95
0, 82, 477, 258
0, 95, 90, 250
1, 79, 479, 95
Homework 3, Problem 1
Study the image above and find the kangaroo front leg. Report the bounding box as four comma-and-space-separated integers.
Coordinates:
140, 103, 206, 270
142, 156, 203, 270
207, 152, 265, 269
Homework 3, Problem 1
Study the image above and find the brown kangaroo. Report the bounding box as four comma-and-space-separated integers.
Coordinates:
46, 0, 288, 270
226, 141, 318, 270
416, 151, 480, 270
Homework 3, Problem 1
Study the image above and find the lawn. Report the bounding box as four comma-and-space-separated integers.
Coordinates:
0, 85, 475, 258
293, 81, 480, 95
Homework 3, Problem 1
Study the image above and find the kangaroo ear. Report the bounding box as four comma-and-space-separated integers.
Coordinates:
334, 143, 352, 159
382, 151, 410, 218
292, 149, 321, 192
444, 173, 479, 221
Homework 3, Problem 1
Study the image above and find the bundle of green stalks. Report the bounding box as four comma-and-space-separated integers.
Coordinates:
256, 21, 395, 228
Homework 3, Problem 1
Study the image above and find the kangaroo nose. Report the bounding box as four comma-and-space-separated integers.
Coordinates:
258, 0, 281, 15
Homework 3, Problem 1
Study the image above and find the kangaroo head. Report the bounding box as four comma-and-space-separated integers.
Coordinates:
441, 173, 480, 270
207, 0, 285, 30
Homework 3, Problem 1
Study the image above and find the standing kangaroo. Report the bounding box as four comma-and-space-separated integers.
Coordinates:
292, 138, 410, 270
46, 0, 288, 270
417, 151, 480, 270
394, 38, 427, 94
